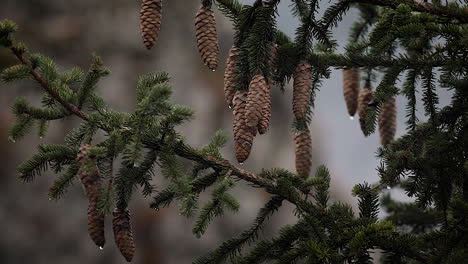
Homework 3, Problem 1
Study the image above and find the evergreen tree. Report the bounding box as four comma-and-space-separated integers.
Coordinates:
1, 0, 467, 262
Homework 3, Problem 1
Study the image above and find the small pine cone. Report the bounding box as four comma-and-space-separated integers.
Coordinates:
378, 96, 397, 146
246, 74, 268, 127
77, 144, 106, 248
87, 184, 105, 248
140, 0, 163, 50
294, 129, 312, 178
223, 45, 239, 107
257, 43, 277, 134
357, 87, 374, 135
293, 60, 312, 120
195, 4, 219, 71
232, 90, 256, 163
113, 208, 135, 262
343, 68, 360, 117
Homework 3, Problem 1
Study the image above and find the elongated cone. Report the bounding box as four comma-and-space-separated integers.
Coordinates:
293, 60, 312, 120
224, 46, 239, 107
113, 208, 135, 262
77, 144, 105, 248
294, 129, 312, 178
258, 43, 277, 134
357, 87, 374, 135
232, 90, 256, 163
87, 184, 105, 248
378, 96, 397, 145
140, 0, 162, 49
343, 68, 360, 117
246, 75, 268, 127
195, 4, 219, 71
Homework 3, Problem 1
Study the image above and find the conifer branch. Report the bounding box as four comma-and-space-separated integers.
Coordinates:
349, 0, 468, 24
10, 46, 89, 121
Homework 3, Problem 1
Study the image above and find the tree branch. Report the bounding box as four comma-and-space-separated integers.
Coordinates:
349, 0, 468, 24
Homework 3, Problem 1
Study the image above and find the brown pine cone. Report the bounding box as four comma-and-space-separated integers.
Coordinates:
140, 0, 162, 50
294, 129, 312, 178
223, 45, 239, 107
77, 144, 105, 248
357, 87, 374, 135
343, 68, 360, 117
195, 4, 219, 71
113, 208, 135, 262
378, 96, 397, 146
87, 184, 105, 248
232, 90, 256, 163
293, 60, 312, 120
258, 43, 277, 134
246, 74, 268, 127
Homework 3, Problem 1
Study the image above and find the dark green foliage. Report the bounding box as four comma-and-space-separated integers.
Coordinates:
1, 1, 468, 262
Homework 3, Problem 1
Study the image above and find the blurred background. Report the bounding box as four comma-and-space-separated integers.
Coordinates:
0, 0, 453, 263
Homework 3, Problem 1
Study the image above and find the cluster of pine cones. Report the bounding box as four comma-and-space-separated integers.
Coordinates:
77, 144, 135, 262
140, 0, 313, 178
343, 68, 397, 145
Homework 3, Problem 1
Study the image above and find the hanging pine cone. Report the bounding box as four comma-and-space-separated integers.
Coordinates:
342, 67, 360, 117
378, 96, 397, 146
77, 144, 105, 248
140, 0, 163, 50
113, 208, 135, 262
195, 4, 219, 71
293, 60, 312, 120
232, 90, 256, 163
294, 129, 312, 178
258, 43, 277, 134
223, 45, 239, 107
357, 87, 374, 135
246, 74, 268, 127
87, 184, 105, 248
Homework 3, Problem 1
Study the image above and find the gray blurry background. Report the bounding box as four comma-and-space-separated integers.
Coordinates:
0, 1, 452, 263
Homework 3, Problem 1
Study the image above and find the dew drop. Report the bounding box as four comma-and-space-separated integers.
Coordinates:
239, 162, 244, 165
212, 69, 216, 72
99, 246, 104, 250
349, 116, 355, 120
39, 136, 43, 139
48, 198, 52, 201
228, 105, 232, 109
386, 186, 391, 190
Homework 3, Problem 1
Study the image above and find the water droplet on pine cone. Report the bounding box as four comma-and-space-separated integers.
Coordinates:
99, 246, 104, 250
228, 105, 232, 109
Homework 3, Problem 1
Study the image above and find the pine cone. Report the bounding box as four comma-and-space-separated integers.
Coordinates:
294, 129, 312, 178
246, 74, 268, 127
357, 87, 374, 135
87, 184, 105, 248
232, 90, 256, 163
293, 60, 312, 120
195, 4, 219, 71
77, 144, 105, 248
140, 0, 162, 50
223, 45, 239, 107
378, 96, 397, 146
258, 43, 277, 134
113, 208, 135, 262
343, 68, 360, 117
